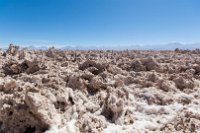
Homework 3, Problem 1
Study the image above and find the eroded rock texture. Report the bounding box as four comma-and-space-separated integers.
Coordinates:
0, 45, 200, 133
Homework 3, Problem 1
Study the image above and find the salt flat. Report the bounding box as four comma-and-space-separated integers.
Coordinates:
0, 45, 200, 133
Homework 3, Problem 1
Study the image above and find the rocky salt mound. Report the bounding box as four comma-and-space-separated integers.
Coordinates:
0, 44, 200, 133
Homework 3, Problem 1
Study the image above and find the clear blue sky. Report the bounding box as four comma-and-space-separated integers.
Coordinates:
0, 0, 200, 47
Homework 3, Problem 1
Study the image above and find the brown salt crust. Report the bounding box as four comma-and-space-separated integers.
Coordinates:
101, 87, 128, 124
76, 114, 107, 133
160, 110, 200, 132
3, 60, 41, 75
6, 44, 20, 56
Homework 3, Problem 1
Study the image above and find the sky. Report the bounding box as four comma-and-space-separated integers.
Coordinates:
0, 0, 200, 48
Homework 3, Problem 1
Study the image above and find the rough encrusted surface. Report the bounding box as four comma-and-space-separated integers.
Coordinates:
1, 44, 200, 133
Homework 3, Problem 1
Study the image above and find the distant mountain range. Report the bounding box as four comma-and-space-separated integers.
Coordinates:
25, 46, 49, 50
7, 43, 200, 50
142, 43, 200, 50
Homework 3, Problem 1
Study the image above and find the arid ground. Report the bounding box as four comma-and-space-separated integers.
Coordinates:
0, 44, 200, 133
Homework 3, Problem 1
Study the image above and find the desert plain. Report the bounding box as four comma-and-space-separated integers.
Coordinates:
0, 44, 200, 133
